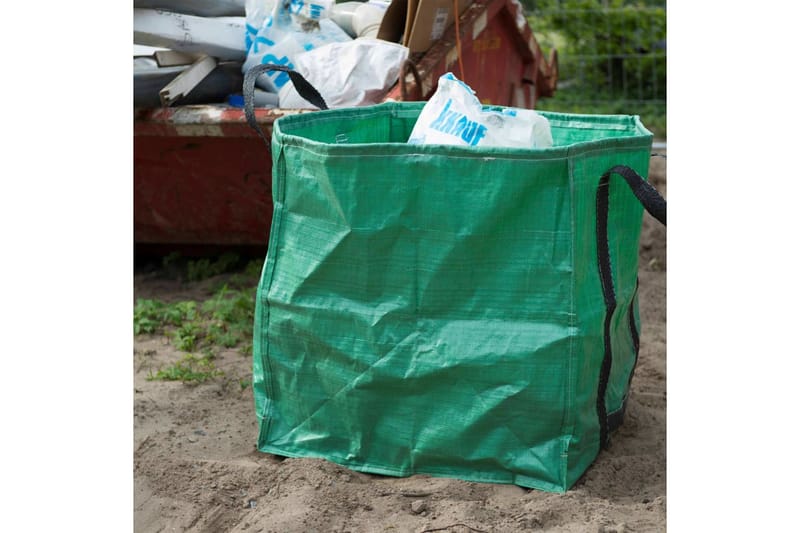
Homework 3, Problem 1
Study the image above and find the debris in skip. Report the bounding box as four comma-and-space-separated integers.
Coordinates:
133, 0, 559, 114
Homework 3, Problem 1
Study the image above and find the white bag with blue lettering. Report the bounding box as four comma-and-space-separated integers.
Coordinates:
245, 0, 276, 52
408, 73, 553, 149
242, 0, 352, 93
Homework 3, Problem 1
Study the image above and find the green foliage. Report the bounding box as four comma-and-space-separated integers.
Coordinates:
154, 251, 246, 282
206, 322, 239, 348
202, 284, 254, 328
162, 251, 182, 268
186, 251, 242, 282
135, 283, 256, 357
222, 259, 264, 290
167, 301, 198, 325
134, 299, 197, 334
133, 299, 162, 335
523, 0, 666, 138
244, 259, 263, 278
136, 252, 262, 384
147, 354, 224, 383
174, 321, 202, 352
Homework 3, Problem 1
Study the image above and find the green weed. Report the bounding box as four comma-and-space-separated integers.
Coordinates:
147, 354, 224, 383
205, 322, 239, 348
225, 259, 263, 289
186, 252, 241, 282
135, 282, 255, 358
203, 285, 253, 326
135, 255, 260, 382
162, 251, 182, 268
133, 299, 163, 335
174, 322, 203, 352
134, 299, 197, 334
245, 259, 263, 278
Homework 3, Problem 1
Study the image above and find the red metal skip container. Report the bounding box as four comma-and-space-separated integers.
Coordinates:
134, 0, 558, 248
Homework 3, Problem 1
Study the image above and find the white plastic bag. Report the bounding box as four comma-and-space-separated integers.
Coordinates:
245, 0, 276, 52
278, 38, 408, 108
241, 0, 352, 92
408, 73, 553, 149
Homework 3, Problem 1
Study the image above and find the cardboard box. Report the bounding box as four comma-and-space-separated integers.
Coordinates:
377, 0, 473, 54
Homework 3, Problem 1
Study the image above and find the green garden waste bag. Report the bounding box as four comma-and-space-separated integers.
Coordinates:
244, 72, 666, 493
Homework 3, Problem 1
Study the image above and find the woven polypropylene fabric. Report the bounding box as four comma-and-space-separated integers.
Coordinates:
252, 102, 653, 492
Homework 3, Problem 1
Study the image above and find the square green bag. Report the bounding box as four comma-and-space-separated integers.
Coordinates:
245, 68, 666, 493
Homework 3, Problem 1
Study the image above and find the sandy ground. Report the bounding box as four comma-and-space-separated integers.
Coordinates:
134, 154, 666, 533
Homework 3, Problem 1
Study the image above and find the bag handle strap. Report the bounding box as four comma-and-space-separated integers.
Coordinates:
595, 164, 666, 450
243, 64, 329, 146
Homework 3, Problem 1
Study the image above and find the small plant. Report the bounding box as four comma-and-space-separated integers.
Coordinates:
226, 262, 262, 289
201, 284, 255, 353
169, 301, 197, 325
136, 285, 255, 356
245, 259, 263, 278
134, 299, 197, 334
147, 354, 224, 383
186, 252, 241, 282
203, 285, 253, 322
174, 322, 203, 352
162, 251, 182, 268
205, 322, 238, 348
134, 299, 164, 334
135, 253, 259, 366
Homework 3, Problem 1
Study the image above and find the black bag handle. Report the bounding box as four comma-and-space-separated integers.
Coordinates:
243, 64, 329, 146
594, 164, 666, 450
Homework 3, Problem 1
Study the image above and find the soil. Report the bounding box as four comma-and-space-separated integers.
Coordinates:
134, 154, 666, 533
